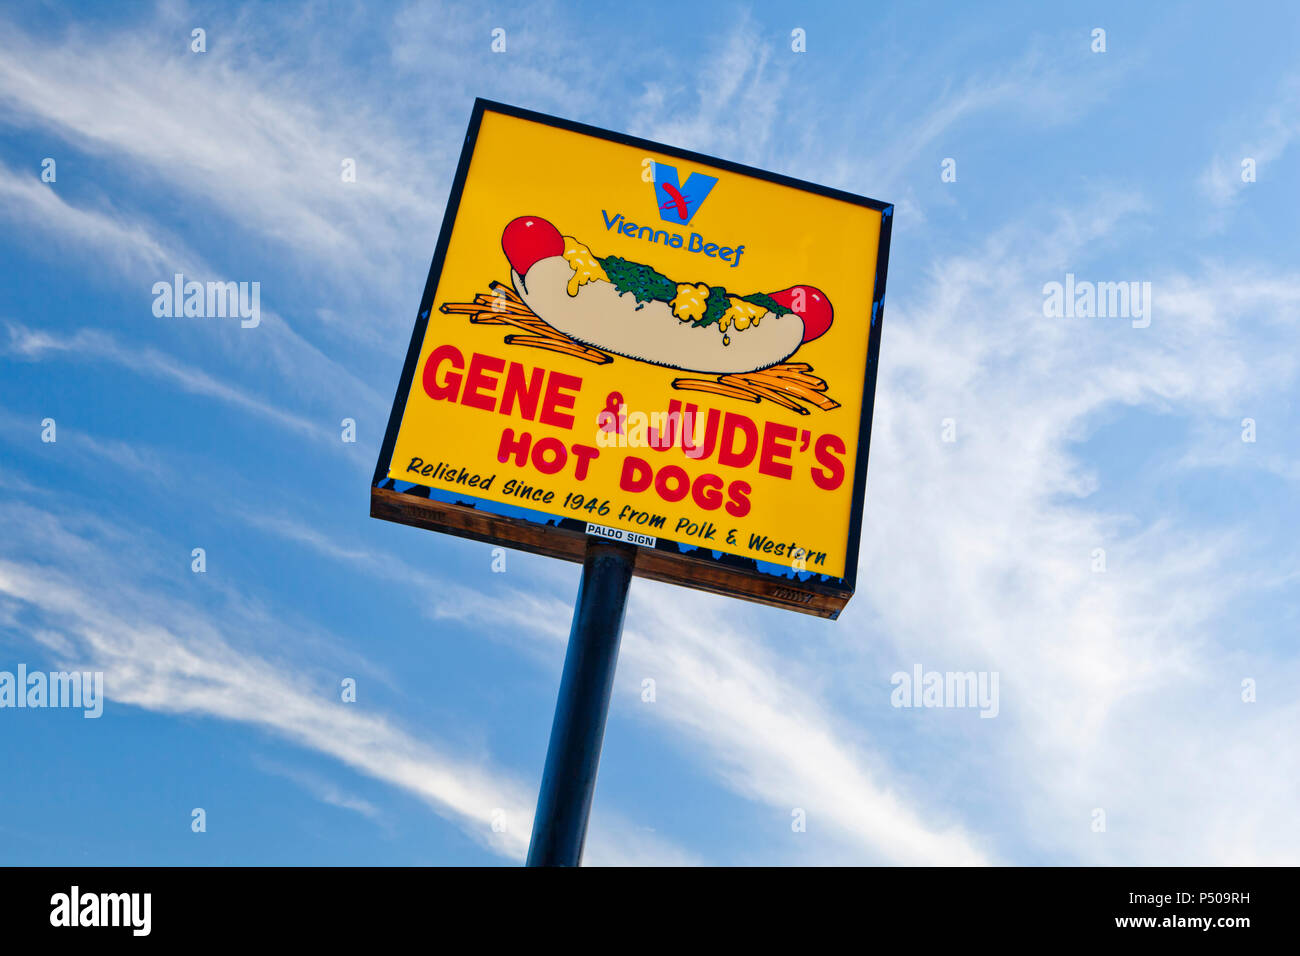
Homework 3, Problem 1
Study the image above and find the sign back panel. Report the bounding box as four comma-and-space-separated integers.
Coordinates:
372, 100, 893, 618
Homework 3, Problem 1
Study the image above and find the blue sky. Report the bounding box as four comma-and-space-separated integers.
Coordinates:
1, 0, 1297, 865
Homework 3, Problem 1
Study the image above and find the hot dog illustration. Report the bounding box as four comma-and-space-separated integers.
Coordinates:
501, 216, 832, 375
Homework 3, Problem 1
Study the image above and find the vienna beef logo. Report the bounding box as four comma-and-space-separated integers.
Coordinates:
653, 163, 718, 226
601, 162, 742, 266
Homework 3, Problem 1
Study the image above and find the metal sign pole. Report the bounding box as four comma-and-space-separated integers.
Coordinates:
525, 537, 636, 867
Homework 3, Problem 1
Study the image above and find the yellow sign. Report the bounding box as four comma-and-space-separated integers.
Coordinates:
373, 101, 893, 618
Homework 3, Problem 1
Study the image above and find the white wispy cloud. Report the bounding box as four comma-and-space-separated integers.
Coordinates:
251, 756, 384, 821
0, 555, 528, 859
1200, 76, 1300, 208
0, 163, 386, 427
3, 321, 337, 443
0, 492, 698, 866
0, 162, 193, 277
845, 197, 1300, 863
629, 23, 1125, 222
0, 16, 434, 300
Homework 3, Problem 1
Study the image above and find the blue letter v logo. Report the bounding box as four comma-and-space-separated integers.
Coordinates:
652, 164, 718, 226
